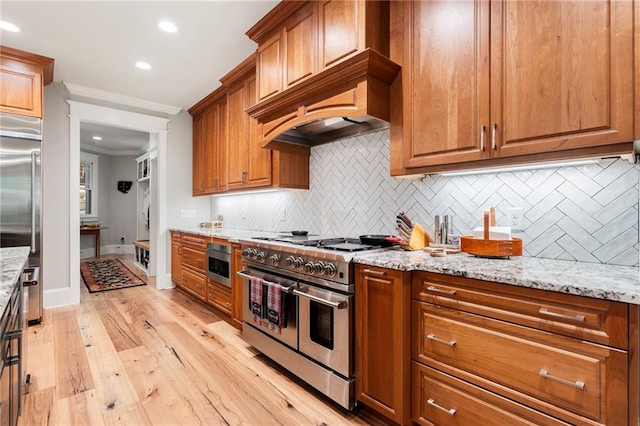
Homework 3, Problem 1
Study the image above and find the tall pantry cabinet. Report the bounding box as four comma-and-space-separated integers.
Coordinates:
390, 0, 635, 175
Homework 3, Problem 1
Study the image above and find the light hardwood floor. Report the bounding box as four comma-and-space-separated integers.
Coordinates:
20, 254, 389, 426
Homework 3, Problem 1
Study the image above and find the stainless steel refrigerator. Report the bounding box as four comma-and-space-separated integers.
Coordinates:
0, 112, 42, 325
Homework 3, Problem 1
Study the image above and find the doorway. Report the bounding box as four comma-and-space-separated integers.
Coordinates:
68, 101, 171, 306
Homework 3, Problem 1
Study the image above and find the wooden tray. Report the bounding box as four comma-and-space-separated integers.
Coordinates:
461, 207, 522, 258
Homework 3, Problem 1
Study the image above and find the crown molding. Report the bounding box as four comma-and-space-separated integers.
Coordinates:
64, 82, 182, 116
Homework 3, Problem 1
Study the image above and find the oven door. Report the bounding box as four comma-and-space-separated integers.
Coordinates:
238, 268, 298, 349
295, 284, 353, 378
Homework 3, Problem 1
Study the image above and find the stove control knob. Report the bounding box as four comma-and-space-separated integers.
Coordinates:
256, 251, 266, 262
294, 257, 305, 269
270, 254, 280, 266
286, 256, 296, 267
242, 248, 251, 257
250, 248, 259, 259
314, 262, 325, 275
324, 263, 337, 277
304, 262, 315, 274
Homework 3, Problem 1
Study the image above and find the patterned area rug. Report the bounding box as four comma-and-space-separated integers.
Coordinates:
81, 259, 146, 293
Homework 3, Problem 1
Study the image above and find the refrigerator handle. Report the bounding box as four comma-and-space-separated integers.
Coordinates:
31, 151, 37, 253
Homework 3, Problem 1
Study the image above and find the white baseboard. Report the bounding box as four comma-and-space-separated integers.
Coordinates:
104, 244, 135, 255
44, 287, 78, 309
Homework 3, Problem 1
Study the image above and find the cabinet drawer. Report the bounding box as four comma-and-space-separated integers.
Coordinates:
171, 232, 181, 242
182, 246, 206, 272
413, 301, 627, 424
207, 280, 231, 315
412, 272, 628, 348
179, 266, 206, 301
412, 362, 568, 426
181, 233, 208, 250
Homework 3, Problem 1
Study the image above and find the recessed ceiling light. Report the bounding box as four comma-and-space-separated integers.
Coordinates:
92, 136, 102, 141
0, 21, 20, 32
158, 21, 177, 33
136, 61, 151, 70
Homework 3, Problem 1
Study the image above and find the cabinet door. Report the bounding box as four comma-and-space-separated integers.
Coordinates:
0, 63, 43, 118
319, 0, 358, 69
192, 113, 207, 195
355, 265, 410, 425
491, 0, 634, 157
257, 32, 282, 101
227, 82, 248, 189
247, 76, 271, 187
171, 239, 181, 285
201, 106, 219, 194
396, 0, 490, 169
283, 2, 317, 89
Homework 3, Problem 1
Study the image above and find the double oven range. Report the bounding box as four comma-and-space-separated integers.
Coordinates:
238, 235, 383, 410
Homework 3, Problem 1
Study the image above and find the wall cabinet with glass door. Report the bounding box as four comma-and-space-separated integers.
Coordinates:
390, 0, 635, 176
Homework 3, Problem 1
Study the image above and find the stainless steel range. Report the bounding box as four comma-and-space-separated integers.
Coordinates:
237, 235, 386, 410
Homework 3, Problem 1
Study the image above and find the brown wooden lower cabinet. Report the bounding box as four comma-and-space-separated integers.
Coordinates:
206, 279, 232, 315
231, 243, 243, 329
411, 271, 632, 426
170, 232, 181, 285
179, 265, 206, 302
355, 264, 411, 425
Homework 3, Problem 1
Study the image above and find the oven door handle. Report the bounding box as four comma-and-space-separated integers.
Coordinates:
236, 270, 296, 294
293, 288, 348, 309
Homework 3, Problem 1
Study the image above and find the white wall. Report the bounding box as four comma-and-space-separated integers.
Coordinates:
108, 155, 138, 246
43, 83, 71, 291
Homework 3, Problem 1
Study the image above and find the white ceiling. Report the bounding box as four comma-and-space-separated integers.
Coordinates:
2, 1, 278, 154
0, 0, 279, 111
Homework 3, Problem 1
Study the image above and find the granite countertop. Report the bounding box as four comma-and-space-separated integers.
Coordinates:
170, 227, 283, 242
0, 247, 30, 315
353, 249, 640, 305
169, 226, 640, 304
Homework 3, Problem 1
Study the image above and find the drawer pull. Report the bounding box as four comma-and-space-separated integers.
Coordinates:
427, 286, 457, 296
427, 333, 456, 347
363, 269, 386, 276
427, 398, 456, 416
538, 369, 585, 390
539, 308, 585, 322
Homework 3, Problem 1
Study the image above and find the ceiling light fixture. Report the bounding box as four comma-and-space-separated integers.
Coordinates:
0, 21, 20, 32
92, 136, 102, 141
135, 61, 151, 70
438, 158, 600, 177
158, 21, 177, 33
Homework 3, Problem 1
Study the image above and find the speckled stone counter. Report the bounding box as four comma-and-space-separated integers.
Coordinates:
353, 249, 640, 304
169, 227, 282, 242
0, 247, 30, 314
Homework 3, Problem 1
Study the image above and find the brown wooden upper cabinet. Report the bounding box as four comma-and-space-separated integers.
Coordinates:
190, 88, 228, 196
390, 0, 635, 176
249, 0, 388, 103
0, 45, 54, 118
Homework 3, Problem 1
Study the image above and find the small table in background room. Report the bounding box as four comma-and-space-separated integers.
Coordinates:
80, 226, 107, 257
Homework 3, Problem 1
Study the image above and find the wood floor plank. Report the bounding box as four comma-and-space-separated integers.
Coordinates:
77, 301, 139, 413
20, 387, 54, 426
100, 401, 152, 426
52, 308, 95, 398
25, 319, 56, 393
118, 345, 206, 426
54, 390, 104, 426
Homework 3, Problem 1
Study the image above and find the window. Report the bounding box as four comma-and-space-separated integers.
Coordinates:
80, 152, 99, 218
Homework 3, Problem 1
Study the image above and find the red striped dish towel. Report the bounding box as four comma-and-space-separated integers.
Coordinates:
250, 276, 263, 325
266, 281, 284, 334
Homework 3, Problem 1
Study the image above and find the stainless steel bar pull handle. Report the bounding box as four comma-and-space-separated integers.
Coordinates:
491, 122, 497, 150
480, 125, 486, 151
427, 333, 456, 347
539, 308, 586, 322
31, 152, 37, 253
236, 270, 296, 293
427, 286, 456, 296
538, 369, 585, 390
293, 289, 348, 309
427, 398, 456, 416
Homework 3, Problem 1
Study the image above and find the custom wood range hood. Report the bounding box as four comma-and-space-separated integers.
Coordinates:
245, 0, 401, 154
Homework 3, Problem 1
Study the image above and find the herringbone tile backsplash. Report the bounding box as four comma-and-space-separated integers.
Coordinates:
212, 130, 640, 266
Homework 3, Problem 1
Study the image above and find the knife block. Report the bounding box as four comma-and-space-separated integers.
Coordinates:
460, 207, 522, 258
399, 223, 432, 250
